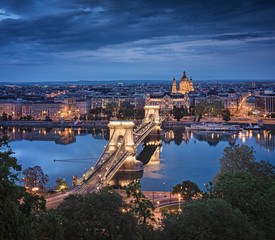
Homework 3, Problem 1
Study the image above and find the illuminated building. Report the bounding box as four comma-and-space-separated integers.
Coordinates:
255, 91, 275, 115
172, 71, 194, 94
0, 101, 22, 119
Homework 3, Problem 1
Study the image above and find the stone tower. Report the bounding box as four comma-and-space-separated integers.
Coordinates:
172, 76, 177, 93
189, 76, 194, 91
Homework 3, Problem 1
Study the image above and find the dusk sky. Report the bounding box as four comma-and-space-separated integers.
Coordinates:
0, 0, 275, 82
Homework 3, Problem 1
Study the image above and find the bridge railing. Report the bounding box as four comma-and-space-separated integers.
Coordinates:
77, 130, 116, 185
100, 132, 127, 182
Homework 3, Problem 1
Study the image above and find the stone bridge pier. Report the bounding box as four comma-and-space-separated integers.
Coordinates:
108, 121, 143, 172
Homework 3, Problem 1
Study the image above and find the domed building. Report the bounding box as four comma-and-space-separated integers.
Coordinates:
172, 71, 194, 94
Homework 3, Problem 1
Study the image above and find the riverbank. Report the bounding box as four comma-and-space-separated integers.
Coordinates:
0, 120, 109, 128
1, 117, 275, 130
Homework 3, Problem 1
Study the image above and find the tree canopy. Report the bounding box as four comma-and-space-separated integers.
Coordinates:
22, 165, 49, 190
205, 171, 275, 239
56, 191, 138, 240
55, 178, 68, 192
0, 136, 62, 240
161, 199, 251, 240
125, 179, 155, 225
195, 101, 224, 116
172, 180, 201, 201
173, 106, 188, 121
217, 144, 274, 179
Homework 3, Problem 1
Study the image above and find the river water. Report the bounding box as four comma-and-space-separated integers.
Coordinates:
1, 126, 274, 191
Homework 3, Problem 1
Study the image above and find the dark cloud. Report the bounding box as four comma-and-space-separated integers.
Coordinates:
212, 33, 266, 41
0, 0, 275, 81
0, 0, 275, 52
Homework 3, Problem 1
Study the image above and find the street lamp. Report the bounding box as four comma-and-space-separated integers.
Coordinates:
163, 182, 166, 197
178, 194, 182, 213
157, 201, 160, 212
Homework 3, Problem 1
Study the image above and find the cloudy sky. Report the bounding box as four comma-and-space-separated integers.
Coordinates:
0, 0, 275, 82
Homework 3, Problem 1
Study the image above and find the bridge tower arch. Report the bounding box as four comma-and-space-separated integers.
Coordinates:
108, 121, 135, 153
144, 105, 160, 124
107, 121, 143, 173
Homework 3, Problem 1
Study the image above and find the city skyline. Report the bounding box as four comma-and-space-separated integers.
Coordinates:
1, 0, 275, 82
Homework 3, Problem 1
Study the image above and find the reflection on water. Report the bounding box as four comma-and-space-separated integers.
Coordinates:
0, 126, 109, 144
1, 126, 274, 190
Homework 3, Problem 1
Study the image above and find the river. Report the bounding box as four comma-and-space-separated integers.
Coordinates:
1, 126, 274, 191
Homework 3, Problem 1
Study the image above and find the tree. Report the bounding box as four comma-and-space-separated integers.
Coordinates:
1, 112, 8, 121
195, 101, 224, 117
194, 101, 209, 115
0, 136, 62, 239
206, 171, 275, 239
104, 103, 118, 117
26, 115, 33, 121
118, 102, 135, 119
125, 179, 155, 225
56, 191, 138, 240
135, 109, 145, 119
161, 199, 252, 240
45, 115, 52, 121
172, 180, 201, 201
22, 166, 49, 190
222, 108, 231, 121
217, 144, 274, 179
209, 101, 223, 116
55, 178, 68, 192
173, 106, 188, 121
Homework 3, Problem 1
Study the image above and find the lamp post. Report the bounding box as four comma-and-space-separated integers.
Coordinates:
163, 182, 166, 197
157, 201, 160, 212
178, 194, 182, 213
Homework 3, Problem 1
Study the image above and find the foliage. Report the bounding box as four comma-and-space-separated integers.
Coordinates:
0, 136, 62, 239
222, 108, 231, 121
125, 179, 155, 225
217, 144, 274, 178
195, 101, 224, 116
90, 107, 102, 115
45, 115, 52, 121
173, 106, 188, 121
205, 171, 275, 239
55, 178, 68, 192
172, 180, 201, 201
56, 191, 138, 240
22, 166, 49, 190
134, 108, 145, 119
104, 103, 118, 117
161, 199, 251, 240
118, 102, 135, 119
0, 135, 21, 181
1, 112, 12, 121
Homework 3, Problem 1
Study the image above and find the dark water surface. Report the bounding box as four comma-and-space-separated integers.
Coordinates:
1, 127, 274, 191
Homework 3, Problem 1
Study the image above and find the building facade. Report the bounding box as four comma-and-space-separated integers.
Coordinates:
24, 102, 62, 120
0, 101, 22, 119
255, 91, 275, 114
195, 89, 240, 114
172, 71, 194, 94
145, 92, 189, 115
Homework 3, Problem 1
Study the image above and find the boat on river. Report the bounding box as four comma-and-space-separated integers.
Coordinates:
185, 123, 243, 131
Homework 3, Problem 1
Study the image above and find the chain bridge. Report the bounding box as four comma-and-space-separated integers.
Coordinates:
73, 105, 161, 194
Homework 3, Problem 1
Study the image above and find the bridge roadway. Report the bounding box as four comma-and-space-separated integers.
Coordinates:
46, 119, 159, 207
75, 120, 158, 194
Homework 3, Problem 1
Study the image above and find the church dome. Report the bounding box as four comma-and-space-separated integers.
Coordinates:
180, 71, 188, 82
